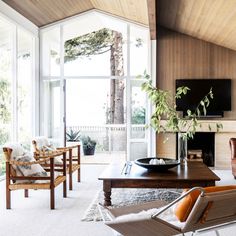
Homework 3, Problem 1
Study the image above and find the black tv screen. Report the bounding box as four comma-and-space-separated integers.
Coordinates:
176, 79, 231, 116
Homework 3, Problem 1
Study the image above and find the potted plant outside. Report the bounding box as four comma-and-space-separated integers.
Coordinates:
81, 136, 97, 156
66, 129, 81, 156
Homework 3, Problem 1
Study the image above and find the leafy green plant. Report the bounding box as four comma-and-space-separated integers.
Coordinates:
132, 107, 145, 124
81, 136, 97, 149
66, 129, 81, 142
81, 136, 97, 155
139, 71, 223, 140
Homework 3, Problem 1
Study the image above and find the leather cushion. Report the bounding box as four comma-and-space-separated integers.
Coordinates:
175, 185, 236, 222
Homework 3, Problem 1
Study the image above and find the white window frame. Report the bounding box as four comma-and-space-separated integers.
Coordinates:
39, 10, 154, 159
0, 11, 39, 142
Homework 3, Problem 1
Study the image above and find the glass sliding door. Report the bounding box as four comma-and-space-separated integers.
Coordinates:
41, 27, 60, 77
127, 25, 150, 161
40, 11, 152, 162
17, 29, 34, 148
129, 79, 148, 160
0, 18, 14, 176
66, 78, 126, 162
41, 27, 65, 145
0, 16, 36, 177
42, 80, 63, 146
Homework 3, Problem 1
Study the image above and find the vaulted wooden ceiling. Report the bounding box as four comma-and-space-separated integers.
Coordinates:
158, 0, 236, 51
3, 0, 156, 38
2, 0, 155, 35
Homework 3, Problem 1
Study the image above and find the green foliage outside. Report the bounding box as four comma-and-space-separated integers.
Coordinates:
64, 28, 113, 62
81, 136, 97, 149
132, 107, 145, 124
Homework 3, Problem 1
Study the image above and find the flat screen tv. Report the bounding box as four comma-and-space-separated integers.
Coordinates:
176, 79, 231, 117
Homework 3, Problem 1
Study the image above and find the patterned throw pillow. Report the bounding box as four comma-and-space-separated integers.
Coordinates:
33, 136, 63, 164
43, 145, 63, 165
12, 152, 48, 183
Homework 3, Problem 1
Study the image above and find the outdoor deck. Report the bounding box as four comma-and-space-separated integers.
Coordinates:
81, 152, 126, 164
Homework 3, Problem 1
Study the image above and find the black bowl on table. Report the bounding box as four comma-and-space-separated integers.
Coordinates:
134, 157, 180, 171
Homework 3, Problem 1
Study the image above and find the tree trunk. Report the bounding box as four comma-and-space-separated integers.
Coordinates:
109, 31, 124, 124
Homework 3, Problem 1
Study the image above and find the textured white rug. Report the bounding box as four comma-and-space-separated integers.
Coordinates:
81, 188, 182, 221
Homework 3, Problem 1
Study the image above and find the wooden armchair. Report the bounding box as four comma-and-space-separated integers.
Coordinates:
32, 137, 80, 190
3, 144, 67, 209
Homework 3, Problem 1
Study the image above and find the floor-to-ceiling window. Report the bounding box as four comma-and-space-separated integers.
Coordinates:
40, 11, 152, 161
0, 15, 36, 176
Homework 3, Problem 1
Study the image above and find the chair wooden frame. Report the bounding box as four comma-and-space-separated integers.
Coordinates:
3, 147, 67, 209
32, 140, 80, 190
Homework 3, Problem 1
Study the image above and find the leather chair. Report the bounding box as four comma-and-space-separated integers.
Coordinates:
104, 186, 236, 236
229, 138, 236, 178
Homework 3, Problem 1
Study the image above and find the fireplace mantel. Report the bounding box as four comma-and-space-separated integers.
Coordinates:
157, 120, 236, 169
160, 120, 236, 132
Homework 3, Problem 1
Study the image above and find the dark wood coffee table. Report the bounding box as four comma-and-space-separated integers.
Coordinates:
98, 161, 220, 206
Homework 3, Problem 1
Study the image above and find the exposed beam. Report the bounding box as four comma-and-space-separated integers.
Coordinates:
147, 0, 156, 40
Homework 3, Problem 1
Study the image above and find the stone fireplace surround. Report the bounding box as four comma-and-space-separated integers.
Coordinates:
177, 132, 215, 167
157, 120, 236, 169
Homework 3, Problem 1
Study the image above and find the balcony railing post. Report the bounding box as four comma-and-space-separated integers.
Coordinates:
109, 126, 111, 154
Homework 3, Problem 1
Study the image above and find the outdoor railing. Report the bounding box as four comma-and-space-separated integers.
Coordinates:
67, 124, 146, 153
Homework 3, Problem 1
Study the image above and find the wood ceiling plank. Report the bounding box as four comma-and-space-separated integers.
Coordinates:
91, 0, 148, 25
158, 0, 236, 51
2, 0, 52, 26
3, 0, 151, 38
3, 0, 149, 27
147, 0, 156, 39
158, 0, 180, 29
2, 0, 94, 26
181, 0, 206, 36
196, 0, 224, 41
174, 0, 195, 31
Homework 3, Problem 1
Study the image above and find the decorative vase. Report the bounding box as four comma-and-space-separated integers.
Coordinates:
178, 133, 187, 163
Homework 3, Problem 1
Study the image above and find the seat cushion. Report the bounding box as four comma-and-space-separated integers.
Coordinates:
33, 136, 63, 164
175, 185, 236, 222
113, 205, 184, 228
12, 152, 47, 183
43, 146, 63, 165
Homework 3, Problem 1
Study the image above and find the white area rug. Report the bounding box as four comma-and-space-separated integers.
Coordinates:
81, 188, 182, 221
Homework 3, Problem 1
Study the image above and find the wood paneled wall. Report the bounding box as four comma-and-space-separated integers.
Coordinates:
156, 27, 236, 167
157, 27, 236, 119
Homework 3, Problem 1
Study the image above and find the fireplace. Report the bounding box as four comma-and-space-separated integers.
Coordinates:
176, 132, 215, 167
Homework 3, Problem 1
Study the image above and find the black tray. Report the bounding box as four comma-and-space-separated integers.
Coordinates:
134, 157, 180, 171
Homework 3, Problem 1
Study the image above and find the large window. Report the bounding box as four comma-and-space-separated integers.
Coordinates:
0, 15, 36, 176
40, 11, 151, 161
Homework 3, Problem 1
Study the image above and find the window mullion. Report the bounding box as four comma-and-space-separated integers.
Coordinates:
12, 25, 18, 142
126, 24, 131, 161
60, 24, 65, 146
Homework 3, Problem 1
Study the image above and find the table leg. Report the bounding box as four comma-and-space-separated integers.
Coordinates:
103, 180, 111, 206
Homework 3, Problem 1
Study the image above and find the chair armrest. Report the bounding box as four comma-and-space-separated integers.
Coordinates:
151, 187, 205, 219
9, 157, 51, 166
9, 150, 64, 166
56, 147, 70, 152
